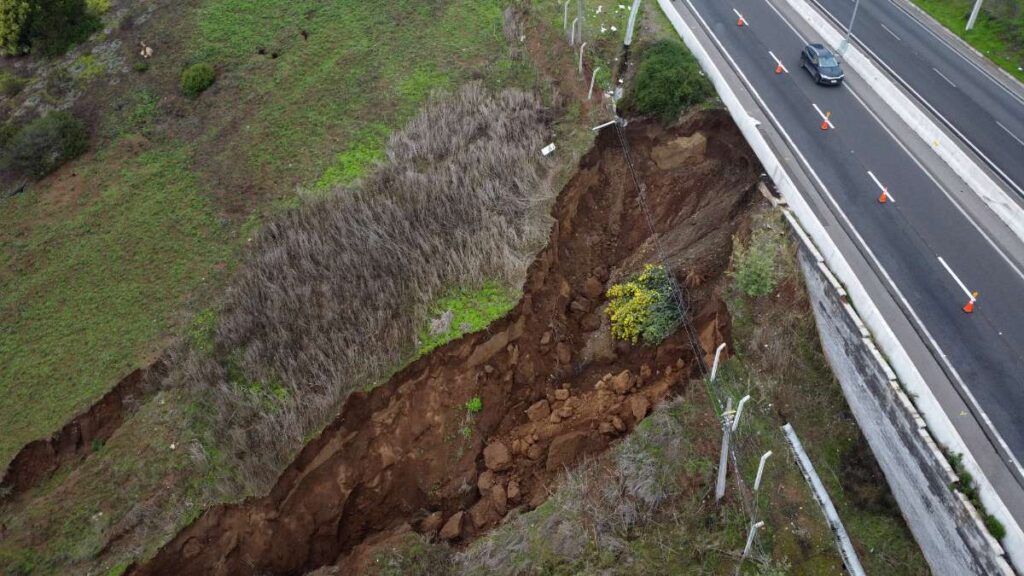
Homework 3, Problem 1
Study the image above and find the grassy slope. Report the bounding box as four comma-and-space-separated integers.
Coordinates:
720, 208, 928, 573
0, 0, 532, 469
0, 146, 231, 466
909, 0, 1024, 82
0, 2, 605, 574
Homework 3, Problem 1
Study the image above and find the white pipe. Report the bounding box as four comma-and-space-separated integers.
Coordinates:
709, 342, 727, 382
578, 42, 588, 74
783, 424, 866, 575
564, 0, 571, 30
570, 17, 579, 45
589, 66, 602, 99
732, 394, 751, 431
966, 0, 984, 31
742, 521, 765, 558
754, 450, 773, 491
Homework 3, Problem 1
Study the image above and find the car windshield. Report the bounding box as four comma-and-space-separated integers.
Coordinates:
819, 53, 839, 67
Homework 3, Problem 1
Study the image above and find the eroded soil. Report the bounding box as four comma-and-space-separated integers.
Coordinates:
131, 110, 760, 575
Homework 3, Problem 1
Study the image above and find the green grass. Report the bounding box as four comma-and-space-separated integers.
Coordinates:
910, 0, 1024, 82
417, 282, 518, 355
190, 0, 515, 189
0, 144, 231, 467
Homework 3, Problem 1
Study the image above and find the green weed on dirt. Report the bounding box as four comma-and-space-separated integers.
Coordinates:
910, 0, 1024, 82
418, 282, 519, 356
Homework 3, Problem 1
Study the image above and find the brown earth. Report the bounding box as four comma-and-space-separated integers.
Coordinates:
129, 110, 760, 576
0, 359, 165, 502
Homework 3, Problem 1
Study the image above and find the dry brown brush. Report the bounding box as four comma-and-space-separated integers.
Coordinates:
170, 83, 554, 495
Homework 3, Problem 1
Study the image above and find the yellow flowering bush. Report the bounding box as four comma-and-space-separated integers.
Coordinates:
605, 264, 682, 345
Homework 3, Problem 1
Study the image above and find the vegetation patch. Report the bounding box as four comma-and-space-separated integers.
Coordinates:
0, 145, 231, 466
180, 63, 216, 97
732, 225, 783, 297
626, 40, 714, 122
910, 0, 1024, 82
0, 111, 88, 179
605, 264, 682, 346
418, 282, 519, 356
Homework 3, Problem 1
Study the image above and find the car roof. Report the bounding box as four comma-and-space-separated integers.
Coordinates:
808, 43, 831, 56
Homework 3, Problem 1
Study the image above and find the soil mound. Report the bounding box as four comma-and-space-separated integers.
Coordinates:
131, 110, 759, 576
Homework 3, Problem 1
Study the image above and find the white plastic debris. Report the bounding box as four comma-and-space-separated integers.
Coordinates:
596, 5, 603, 14
601, 25, 608, 33
541, 143, 557, 156
611, 25, 618, 32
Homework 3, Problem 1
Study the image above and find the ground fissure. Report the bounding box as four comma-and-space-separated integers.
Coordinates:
131, 111, 759, 575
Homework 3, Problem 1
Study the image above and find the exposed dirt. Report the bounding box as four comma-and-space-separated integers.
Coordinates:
130, 110, 760, 576
0, 359, 164, 502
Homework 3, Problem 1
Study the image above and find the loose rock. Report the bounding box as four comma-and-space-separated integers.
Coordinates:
630, 395, 650, 421
483, 442, 512, 472
439, 511, 464, 540
611, 370, 632, 395
582, 276, 604, 299
554, 389, 570, 401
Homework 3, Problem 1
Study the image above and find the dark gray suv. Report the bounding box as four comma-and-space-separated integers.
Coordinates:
800, 43, 845, 86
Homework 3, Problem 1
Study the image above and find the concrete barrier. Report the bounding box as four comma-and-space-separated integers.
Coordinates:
656, 0, 1020, 572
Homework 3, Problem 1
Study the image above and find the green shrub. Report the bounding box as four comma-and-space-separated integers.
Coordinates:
629, 41, 714, 122
465, 396, 483, 414
180, 63, 216, 97
0, 111, 88, 178
0, 0, 31, 55
605, 264, 682, 346
0, 70, 26, 96
28, 0, 97, 57
733, 231, 780, 297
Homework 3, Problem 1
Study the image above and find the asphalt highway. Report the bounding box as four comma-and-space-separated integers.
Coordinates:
813, 0, 1024, 198
668, 0, 1024, 476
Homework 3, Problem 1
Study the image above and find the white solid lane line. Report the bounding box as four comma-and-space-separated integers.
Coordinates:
867, 170, 895, 202
933, 67, 957, 88
880, 22, 902, 41
938, 256, 975, 301
811, 103, 834, 127
768, 50, 788, 72
996, 121, 1024, 148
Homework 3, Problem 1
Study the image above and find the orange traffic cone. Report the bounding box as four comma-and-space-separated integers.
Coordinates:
820, 112, 831, 131
963, 291, 979, 314
878, 188, 889, 203
775, 63, 784, 74
737, 16, 745, 26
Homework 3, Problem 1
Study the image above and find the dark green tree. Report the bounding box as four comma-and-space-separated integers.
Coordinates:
0, 0, 32, 55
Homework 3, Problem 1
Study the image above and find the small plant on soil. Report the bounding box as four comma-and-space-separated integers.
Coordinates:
180, 63, 216, 97
733, 228, 781, 297
605, 264, 682, 346
465, 396, 483, 414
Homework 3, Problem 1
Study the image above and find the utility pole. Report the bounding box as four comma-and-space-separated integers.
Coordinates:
966, 0, 984, 30
715, 397, 734, 501
838, 0, 860, 55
